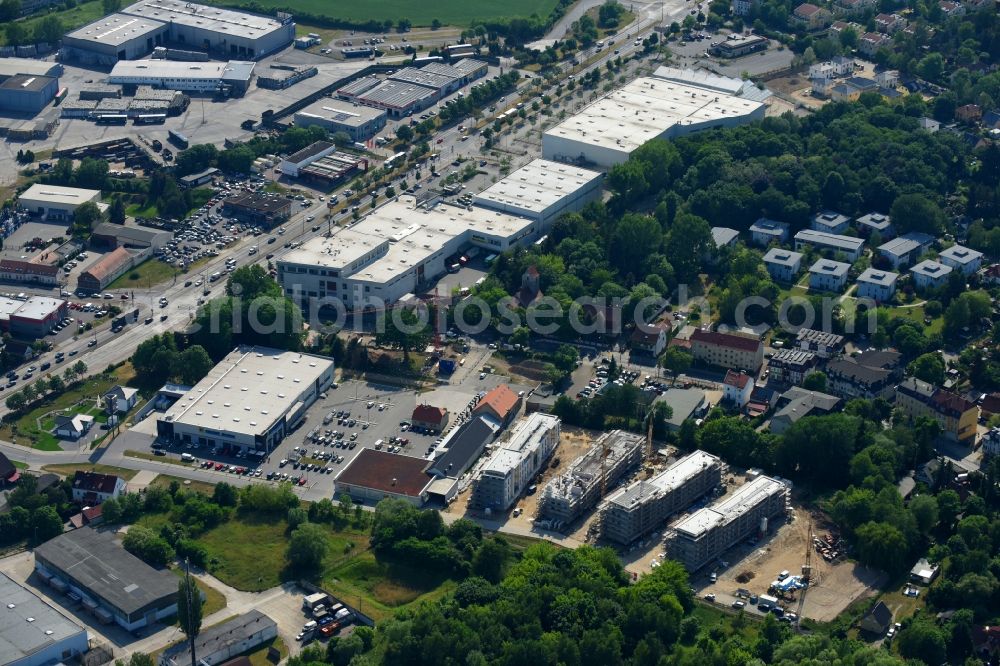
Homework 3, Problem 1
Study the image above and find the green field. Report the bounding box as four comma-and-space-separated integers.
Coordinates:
42, 462, 138, 481
0, 0, 107, 47
208, 0, 558, 26
324, 551, 456, 622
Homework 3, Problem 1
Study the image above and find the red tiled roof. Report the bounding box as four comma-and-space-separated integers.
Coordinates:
0, 259, 59, 277
80, 247, 132, 283
691, 329, 762, 353
931, 390, 976, 417
81, 505, 103, 522
474, 384, 520, 421
336, 449, 431, 498
72, 470, 121, 494
724, 370, 752, 390
796, 3, 822, 15
412, 404, 447, 423
980, 393, 1000, 415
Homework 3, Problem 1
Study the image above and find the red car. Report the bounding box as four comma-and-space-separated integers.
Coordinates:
298, 477, 307, 486
215, 463, 224, 471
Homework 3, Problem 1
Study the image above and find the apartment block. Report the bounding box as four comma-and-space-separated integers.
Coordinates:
471, 413, 560, 512
667, 476, 789, 571
896, 377, 978, 445
601, 450, 725, 545
690, 329, 764, 372
538, 430, 644, 525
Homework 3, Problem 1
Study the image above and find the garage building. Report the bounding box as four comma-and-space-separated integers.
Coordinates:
91, 222, 172, 250
0, 572, 88, 666
34, 527, 178, 631
0, 59, 63, 80
62, 15, 168, 65
222, 191, 291, 227
156, 346, 334, 454
17, 184, 102, 221
472, 158, 603, 228
543, 68, 767, 168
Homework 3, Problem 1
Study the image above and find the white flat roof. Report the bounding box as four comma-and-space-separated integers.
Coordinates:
14, 296, 64, 321
122, 0, 288, 39
472, 159, 602, 215
66, 13, 165, 47
674, 475, 785, 538
608, 450, 720, 508
19, 184, 100, 207
481, 413, 558, 477
0, 572, 85, 666
794, 229, 864, 251
281, 196, 534, 285
295, 101, 385, 127
544, 76, 765, 155
160, 346, 332, 439
109, 60, 255, 81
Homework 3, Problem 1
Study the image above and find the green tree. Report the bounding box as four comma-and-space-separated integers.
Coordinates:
802, 371, 828, 392
32, 15, 62, 44
5, 391, 25, 412
376, 307, 430, 363
0, 0, 21, 22
890, 194, 946, 235
908, 494, 938, 535
471, 536, 510, 583
30, 506, 64, 544
665, 213, 712, 282
854, 521, 908, 574
395, 124, 414, 143
908, 352, 945, 385
102, 0, 121, 12
661, 346, 691, 385
5, 22, 27, 47
287, 522, 329, 573
177, 575, 203, 641
116, 653, 155, 666
175, 346, 213, 385
109, 196, 126, 225
72, 201, 102, 237
122, 526, 175, 567
897, 619, 946, 665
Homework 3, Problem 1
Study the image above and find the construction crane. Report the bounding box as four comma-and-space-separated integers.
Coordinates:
797, 519, 813, 621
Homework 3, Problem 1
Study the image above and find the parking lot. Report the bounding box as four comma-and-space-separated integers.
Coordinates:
128, 367, 526, 496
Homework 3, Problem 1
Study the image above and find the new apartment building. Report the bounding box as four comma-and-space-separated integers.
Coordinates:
471, 414, 560, 512
667, 475, 789, 571
601, 450, 725, 545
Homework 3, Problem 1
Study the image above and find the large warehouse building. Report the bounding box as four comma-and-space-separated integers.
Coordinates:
542, 67, 768, 168
34, 527, 178, 631
107, 60, 256, 96
156, 346, 334, 454
293, 101, 387, 142
277, 195, 537, 308
18, 184, 102, 221
0, 74, 59, 113
63, 0, 295, 64
0, 572, 88, 666
472, 159, 603, 227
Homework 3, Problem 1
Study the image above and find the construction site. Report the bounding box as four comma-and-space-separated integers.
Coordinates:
536, 429, 645, 530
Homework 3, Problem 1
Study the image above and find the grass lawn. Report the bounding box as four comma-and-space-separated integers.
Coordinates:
126, 187, 211, 221
886, 302, 943, 336
41, 462, 138, 481
198, 515, 368, 593
150, 474, 216, 495
247, 636, 286, 666
0, 0, 107, 46
0, 365, 136, 451
323, 550, 457, 622
11, 459, 28, 470
107, 259, 178, 290
170, 568, 228, 617
205, 0, 558, 26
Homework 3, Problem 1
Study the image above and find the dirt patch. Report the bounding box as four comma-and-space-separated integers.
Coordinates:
509, 359, 553, 382
696, 504, 886, 622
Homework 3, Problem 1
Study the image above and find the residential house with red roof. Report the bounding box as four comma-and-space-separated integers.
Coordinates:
723, 370, 754, 409
896, 377, 979, 445
71, 470, 126, 505
690, 329, 764, 372
411, 404, 449, 431
792, 3, 833, 29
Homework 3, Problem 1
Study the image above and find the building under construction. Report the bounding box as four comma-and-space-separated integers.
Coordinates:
600, 450, 725, 545
537, 430, 643, 526
666, 475, 790, 571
